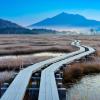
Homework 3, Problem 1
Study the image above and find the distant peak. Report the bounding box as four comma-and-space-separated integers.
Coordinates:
30, 12, 100, 28
58, 12, 67, 15
61, 12, 66, 14
53, 12, 67, 18
58, 12, 84, 16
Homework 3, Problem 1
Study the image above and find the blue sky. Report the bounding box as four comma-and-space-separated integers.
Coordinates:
0, 0, 100, 26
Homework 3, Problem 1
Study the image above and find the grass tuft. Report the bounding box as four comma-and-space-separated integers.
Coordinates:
63, 57, 100, 84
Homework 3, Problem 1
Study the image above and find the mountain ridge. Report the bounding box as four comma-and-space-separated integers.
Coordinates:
0, 18, 36, 34
29, 12, 100, 28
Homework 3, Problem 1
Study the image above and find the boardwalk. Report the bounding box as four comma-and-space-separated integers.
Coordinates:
39, 45, 95, 100
0, 40, 95, 100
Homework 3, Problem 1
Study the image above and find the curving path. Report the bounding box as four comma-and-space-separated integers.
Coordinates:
0, 40, 95, 100
38, 44, 95, 100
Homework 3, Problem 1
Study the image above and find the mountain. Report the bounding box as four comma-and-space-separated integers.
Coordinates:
29, 12, 100, 29
0, 19, 36, 34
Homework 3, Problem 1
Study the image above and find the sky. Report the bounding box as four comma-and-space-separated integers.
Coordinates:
0, 0, 100, 26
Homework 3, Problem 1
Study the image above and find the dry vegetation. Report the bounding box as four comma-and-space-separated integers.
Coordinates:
61, 35, 100, 84
0, 53, 67, 71
63, 54, 100, 84
0, 71, 16, 84
0, 35, 76, 83
0, 35, 75, 55
0, 35, 76, 70
0, 35, 100, 84
0, 56, 52, 71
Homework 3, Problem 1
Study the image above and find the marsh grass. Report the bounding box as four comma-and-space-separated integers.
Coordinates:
0, 71, 16, 84
63, 56, 100, 84
0, 46, 73, 56
0, 56, 52, 71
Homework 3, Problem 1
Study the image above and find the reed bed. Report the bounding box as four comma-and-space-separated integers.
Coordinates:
63, 56, 100, 84
0, 71, 16, 84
